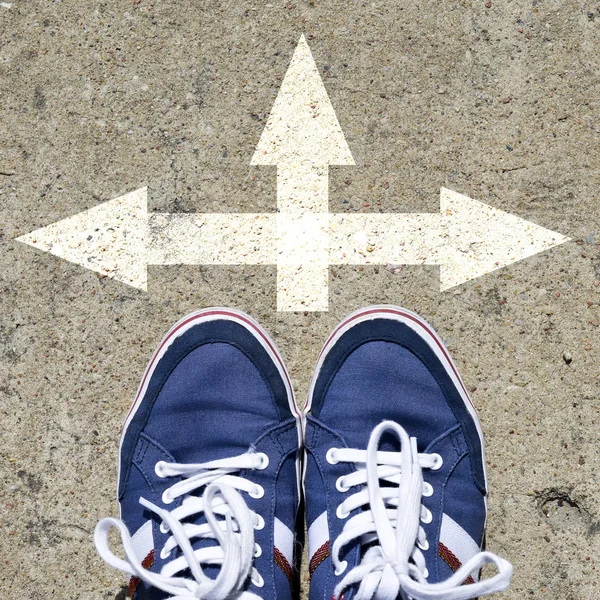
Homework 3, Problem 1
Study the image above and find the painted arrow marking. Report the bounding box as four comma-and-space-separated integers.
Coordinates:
16, 185, 570, 304
16, 187, 276, 291
330, 186, 570, 291
251, 34, 354, 311
16, 35, 570, 310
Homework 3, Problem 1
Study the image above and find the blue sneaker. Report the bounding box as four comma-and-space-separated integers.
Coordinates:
95, 308, 302, 600
303, 306, 513, 600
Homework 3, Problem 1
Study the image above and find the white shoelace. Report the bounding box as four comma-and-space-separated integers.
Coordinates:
329, 421, 513, 600
95, 452, 269, 600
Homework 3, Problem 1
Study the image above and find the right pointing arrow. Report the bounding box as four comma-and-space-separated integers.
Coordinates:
330, 187, 571, 289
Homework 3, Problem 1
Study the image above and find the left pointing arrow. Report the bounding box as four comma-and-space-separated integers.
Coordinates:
16, 188, 151, 289
16, 188, 277, 290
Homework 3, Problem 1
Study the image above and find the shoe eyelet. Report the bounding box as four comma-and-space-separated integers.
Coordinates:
160, 522, 169, 534
335, 561, 348, 576
160, 547, 170, 560
155, 462, 166, 478
252, 572, 265, 588
422, 482, 433, 497
162, 490, 174, 505
254, 544, 262, 558
423, 568, 429, 579
249, 485, 265, 499
336, 477, 350, 493
336, 504, 350, 519
256, 453, 269, 470
430, 453, 443, 471
254, 515, 265, 530
417, 538, 429, 551
420, 508, 433, 525
326, 448, 339, 465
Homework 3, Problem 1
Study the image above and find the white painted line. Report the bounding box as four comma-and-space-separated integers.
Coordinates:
149, 212, 275, 267
15, 36, 571, 310
277, 211, 330, 311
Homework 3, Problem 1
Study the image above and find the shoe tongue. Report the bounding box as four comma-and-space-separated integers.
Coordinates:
377, 430, 403, 453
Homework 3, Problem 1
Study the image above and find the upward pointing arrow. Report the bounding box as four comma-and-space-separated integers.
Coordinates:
252, 34, 354, 310
252, 34, 354, 170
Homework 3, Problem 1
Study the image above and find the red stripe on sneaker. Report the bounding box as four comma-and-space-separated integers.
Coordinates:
128, 549, 155, 598
274, 546, 294, 584
309, 540, 330, 577
438, 542, 475, 585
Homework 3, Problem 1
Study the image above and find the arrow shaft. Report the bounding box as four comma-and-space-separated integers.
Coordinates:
147, 213, 276, 265
329, 213, 443, 265
277, 164, 330, 311
277, 164, 329, 212
146, 211, 447, 268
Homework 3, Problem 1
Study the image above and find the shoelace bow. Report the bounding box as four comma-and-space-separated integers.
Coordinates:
95, 452, 267, 600
331, 421, 513, 600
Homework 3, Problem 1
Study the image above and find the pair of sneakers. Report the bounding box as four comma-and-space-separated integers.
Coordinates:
95, 306, 513, 600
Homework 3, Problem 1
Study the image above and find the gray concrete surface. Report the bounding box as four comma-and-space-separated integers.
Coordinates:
1, 0, 599, 598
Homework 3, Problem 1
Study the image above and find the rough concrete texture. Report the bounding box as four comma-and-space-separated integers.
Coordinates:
1, 0, 599, 598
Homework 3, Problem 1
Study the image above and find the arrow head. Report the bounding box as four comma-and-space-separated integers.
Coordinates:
251, 35, 354, 167
439, 187, 570, 290
16, 187, 149, 290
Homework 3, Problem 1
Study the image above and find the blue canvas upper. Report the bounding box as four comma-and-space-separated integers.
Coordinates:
305, 311, 488, 600
118, 313, 300, 600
